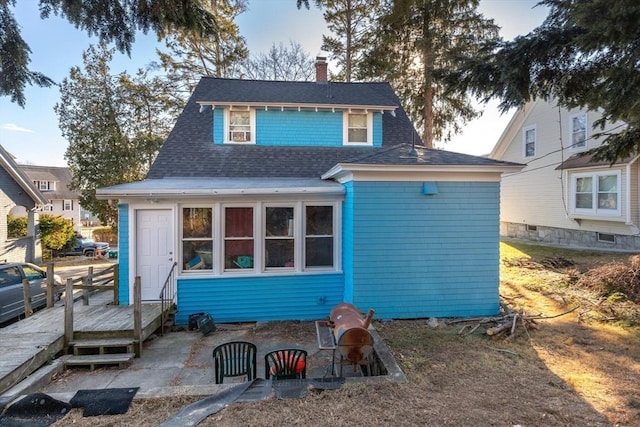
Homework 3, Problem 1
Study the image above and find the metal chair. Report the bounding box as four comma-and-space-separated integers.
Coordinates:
264, 349, 308, 380
212, 341, 257, 384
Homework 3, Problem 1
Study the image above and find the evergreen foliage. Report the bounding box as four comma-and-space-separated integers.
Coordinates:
360, 0, 499, 148
56, 42, 178, 226
448, 0, 640, 162
7, 214, 27, 238
1, 0, 220, 107
154, 0, 248, 97
38, 214, 75, 251
320, 0, 381, 82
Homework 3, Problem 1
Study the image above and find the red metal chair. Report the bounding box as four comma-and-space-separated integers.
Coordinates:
212, 341, 257, 384
264, 349, 307, 380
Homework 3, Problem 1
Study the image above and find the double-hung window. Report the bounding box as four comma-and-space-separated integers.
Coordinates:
305, 205, 334, 268
63, 200, 73, 211
224, 207, 254, 270
227, 109, 254, 143
344, 112, 372, 145
572, 171, 621, 217
523, 125, 536, 158
182, 207, 213, 271
571, 114, 587, 150
264, 206, 295, 269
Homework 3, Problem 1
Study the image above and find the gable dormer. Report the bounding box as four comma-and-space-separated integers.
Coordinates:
195, 74, 398, 149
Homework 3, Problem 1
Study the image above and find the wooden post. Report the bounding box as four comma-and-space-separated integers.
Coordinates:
22, 279, 33, 317
46, 262, 55, 308
133, 276, 142, 357
113, 264, 119, 306
64, 278, 74, 349
82, 266, 93, 306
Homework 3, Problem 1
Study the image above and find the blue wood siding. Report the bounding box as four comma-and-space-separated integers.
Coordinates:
372, 113, 382, 147
212, 109, 383, 146
256, 110, 342, 146
213, 109, 224, 144
342, 182, 355, 302
349, 181, 500, 319
175, 273, 344, 324
118, 204, 129, 305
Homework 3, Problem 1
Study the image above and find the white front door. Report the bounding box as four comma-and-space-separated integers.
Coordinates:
136, 209, 174, 301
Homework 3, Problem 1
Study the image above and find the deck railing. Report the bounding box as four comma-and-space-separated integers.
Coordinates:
47, 263, 119, 308
159, 262, 178, 335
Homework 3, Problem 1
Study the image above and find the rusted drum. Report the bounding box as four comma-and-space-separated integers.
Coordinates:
329, 303, 374, 365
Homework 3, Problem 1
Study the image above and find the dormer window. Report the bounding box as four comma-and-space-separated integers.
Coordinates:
344, 112, 373, 145
226, 109, 255, 144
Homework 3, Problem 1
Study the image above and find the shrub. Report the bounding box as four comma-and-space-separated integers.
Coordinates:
39, 214, 76, 251
91, 226, 117, 245
7, 214, 27, 238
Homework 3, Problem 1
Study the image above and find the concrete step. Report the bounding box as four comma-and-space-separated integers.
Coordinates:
64, 353, 135, 371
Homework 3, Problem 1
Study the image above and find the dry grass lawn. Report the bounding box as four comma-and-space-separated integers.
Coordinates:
51, 242, 640, 426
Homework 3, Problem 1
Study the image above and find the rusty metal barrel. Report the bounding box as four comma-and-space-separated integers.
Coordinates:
329, 303, 375, 366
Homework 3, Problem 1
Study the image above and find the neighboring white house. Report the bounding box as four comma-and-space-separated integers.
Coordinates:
490, 98, 640, 251
10, 165, 82, 232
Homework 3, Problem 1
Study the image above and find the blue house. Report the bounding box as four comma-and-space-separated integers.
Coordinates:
97, 59, 522, 325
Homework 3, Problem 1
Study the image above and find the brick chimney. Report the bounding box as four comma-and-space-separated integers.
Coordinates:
315, 56, 328, 83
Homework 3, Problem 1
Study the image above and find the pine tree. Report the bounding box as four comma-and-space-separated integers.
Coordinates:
320, 0, 381, 82
155, 0, 248, 97
361, 0, 499, 148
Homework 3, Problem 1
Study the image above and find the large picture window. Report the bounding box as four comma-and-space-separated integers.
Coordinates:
182, 207, 213, 271
572, 171, 621, 217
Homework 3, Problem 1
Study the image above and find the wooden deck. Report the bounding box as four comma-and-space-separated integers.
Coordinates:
0, 291, 166, 395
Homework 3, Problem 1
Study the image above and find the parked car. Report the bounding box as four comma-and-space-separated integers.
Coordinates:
0, 263, 63, 323
63, 237, 110, 257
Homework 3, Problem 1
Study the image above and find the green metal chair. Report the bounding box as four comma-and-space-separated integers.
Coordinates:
264, 349, 307, 380
212, 341, 257, 384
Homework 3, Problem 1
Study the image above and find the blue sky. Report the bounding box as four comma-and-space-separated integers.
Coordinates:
0, 0, 548, 167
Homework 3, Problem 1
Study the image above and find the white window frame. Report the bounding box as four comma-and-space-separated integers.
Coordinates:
42, 204, 53, 212
570, 113, 587, 150
343, 112, 373, 146
179, 201, 341, 275
62, 199, 73, 211
222, 204, 256, 273
571, 170, 621, 217
224, 108, 256, 144
522, 125, 536, 158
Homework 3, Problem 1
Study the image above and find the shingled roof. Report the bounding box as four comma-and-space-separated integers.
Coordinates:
18, 165, 79, 200
147, 77, 520, 180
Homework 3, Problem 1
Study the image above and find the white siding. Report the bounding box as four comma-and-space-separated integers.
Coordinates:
493, 99, 640, 237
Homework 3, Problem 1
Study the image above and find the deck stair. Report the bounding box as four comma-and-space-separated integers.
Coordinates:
64, 338, 137, 370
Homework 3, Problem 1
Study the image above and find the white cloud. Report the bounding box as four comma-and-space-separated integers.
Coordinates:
2, 123, 35, 133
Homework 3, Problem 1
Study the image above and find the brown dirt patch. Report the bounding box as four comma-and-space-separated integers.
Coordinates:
51, 242, 640, 426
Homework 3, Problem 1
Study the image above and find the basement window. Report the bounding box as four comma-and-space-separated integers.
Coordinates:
526, 225, 537, 232
597, 233, 615, 244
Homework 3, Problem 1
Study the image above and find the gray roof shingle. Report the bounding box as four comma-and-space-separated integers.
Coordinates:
147, 78, 521, 180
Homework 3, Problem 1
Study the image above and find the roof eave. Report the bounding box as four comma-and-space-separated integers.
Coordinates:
322, 163, 525, 180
